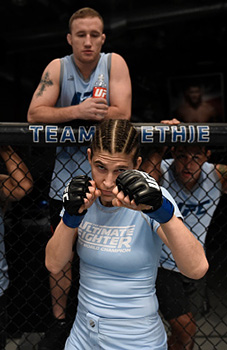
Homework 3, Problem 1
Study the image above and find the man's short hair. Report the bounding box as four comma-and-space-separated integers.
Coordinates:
69, 7, 104, 33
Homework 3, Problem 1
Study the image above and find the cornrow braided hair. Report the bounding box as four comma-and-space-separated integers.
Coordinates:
91, 119, 140, 166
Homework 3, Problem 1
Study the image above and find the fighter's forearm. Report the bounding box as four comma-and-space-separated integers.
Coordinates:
27, 105, 81, 124
45, 220, 77, 274
159, 216, 209, 279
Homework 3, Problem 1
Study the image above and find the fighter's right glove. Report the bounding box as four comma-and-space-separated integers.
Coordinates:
116, 170, 174, 223
62, 175, 91, 228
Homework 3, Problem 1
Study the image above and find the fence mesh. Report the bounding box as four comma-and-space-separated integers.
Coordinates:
0, 123, 227, 350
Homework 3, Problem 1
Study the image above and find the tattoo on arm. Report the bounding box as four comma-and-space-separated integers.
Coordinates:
36, 72, 53, 97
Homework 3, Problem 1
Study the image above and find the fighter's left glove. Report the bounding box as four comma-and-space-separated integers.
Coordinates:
116, 170, 174, 223
62, 175, 91, 228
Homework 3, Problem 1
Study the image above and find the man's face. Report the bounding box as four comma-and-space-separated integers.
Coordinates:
185, 86, 202, 107
172, 146, 209, 189
67, 16, 106, 65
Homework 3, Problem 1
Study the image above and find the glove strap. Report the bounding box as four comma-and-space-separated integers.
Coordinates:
144, 196, 174, 223
62, 210, 86, 228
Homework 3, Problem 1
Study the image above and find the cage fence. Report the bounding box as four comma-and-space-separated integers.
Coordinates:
0, 122, 227, 350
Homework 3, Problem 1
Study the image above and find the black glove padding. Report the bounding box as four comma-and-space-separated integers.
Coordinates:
116, 170, 162, 210
63, 175, 92, 216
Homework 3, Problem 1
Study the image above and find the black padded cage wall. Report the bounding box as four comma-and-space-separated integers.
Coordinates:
0, 122, 227, 350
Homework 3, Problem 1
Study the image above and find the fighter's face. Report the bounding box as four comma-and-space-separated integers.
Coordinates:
88, 149, 141, 207
67, 17, 106, 65
172, 146, 209, 189
185, 86, 202, 106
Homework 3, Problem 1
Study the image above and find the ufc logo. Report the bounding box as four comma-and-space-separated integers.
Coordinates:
93, 87, 107, 99
135, 170, 160, 191
63, 183, 70, 202
178, 200, 210, 216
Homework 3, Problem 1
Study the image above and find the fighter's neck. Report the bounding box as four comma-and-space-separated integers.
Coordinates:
73, 56, 100, 81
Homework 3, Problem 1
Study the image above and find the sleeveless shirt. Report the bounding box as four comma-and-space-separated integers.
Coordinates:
160, 159, 222, 271
49, 53, 111, 200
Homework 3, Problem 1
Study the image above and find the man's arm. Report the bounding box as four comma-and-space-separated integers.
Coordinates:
0, 146, 33, 201
216, 164, 227, 193
107, 53, 131, 120
27, 59, 108, 124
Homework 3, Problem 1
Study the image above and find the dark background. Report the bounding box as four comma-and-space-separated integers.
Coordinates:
1, 0, 227, 123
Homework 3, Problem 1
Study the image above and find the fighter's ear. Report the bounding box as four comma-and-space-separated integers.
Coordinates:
101, 33, 106, 45
87, 148, 92, 164
67, 33, 72, 46
134, 156, 142, 170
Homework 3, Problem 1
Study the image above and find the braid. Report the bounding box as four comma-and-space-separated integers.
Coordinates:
91, 120, 140, 165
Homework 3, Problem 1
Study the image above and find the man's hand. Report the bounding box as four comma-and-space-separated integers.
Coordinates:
161, 118, 180, 125
77, 97, 108, 120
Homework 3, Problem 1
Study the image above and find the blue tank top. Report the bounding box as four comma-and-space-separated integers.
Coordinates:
49, 53, 111, 200
0, 207, 9, 296
160, 160, 222, 271
74, 187, 181, 319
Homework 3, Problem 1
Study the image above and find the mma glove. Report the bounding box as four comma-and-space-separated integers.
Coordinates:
116, 170, 174, 223
62, 175, 91, 228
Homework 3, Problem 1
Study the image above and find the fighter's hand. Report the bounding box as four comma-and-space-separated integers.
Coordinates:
112, 170, 162, 211
77, 97, 108, 120
63, 175, 100, 216
82, 180, 101, 212
62, 176, 101, 229
114, 170, 174, 223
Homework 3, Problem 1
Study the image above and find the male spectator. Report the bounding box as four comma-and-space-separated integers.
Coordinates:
0, 146, 33, 348
175, 83, 219, 123
27, 7, 131, 350
141, 120, 227, 349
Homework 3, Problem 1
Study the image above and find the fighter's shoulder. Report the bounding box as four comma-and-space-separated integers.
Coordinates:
40, 58, 61, 84
44, 58, 61, 72
111, 53, 128, 68
160, 159, 174, 172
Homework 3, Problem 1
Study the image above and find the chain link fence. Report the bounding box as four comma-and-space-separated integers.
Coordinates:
0, 123, 227, 349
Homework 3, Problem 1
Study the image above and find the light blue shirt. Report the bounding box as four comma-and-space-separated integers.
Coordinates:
160, 159, 222, 271
49, 53, 111, 200
62, 186, 180, 349
75, 187, 181, 319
